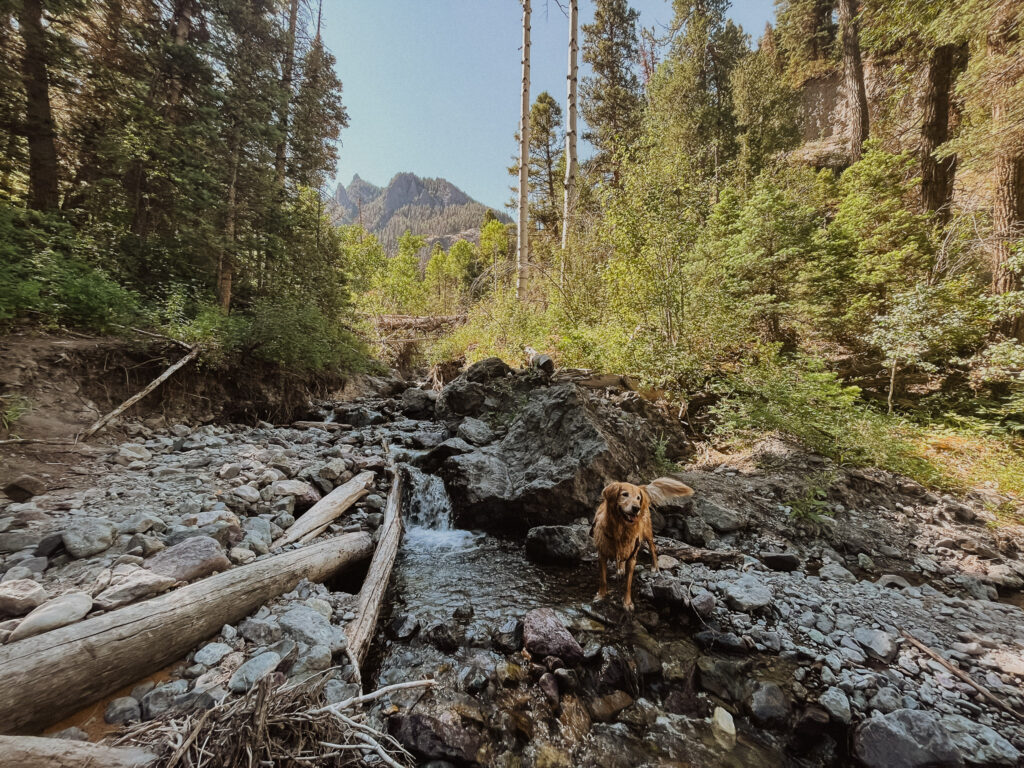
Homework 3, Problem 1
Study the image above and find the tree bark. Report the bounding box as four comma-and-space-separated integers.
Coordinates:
990, 18, 1024, 339
346, 470, 403, 668
516, 0, 532, 300
837, 0, 869, 161
920, 44, 957, 219
16, 0, 60, 211
272, 471, 376, 548
561, 0, 578, 258
0, 736, 156, 767
218, 137, 240, 312
275, 0, 300, 188
0, 533, 373, 735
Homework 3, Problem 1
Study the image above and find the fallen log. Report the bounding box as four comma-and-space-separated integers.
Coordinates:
0, 532, 373, 735
0, 735, 157, 767
291, 420, 352, 431
272, 471, 376, 549
81, 345, 201, 440
346, 469, 404, 667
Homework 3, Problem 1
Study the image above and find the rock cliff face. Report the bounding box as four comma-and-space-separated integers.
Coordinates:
329, 172, 511, 254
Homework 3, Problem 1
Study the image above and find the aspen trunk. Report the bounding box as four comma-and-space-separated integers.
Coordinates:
516, 0, 532, 301
16, 0, 60, 211
561, 0, 578, 260
837, 0, 869, 161
920, 44, 957, 219
0, 533, 373, 735
275, 0, 300, 188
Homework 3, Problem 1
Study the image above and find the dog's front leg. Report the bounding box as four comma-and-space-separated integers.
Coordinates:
623, 556, 637, 611
648, 535, 659, 573
597, 557, 608, 600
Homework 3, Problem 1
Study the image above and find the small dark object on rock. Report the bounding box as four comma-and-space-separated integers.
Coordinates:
760, 551, 801, 572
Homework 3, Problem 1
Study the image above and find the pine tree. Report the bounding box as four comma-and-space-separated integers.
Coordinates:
528, 92, 564, 234
581, 0, 643, 180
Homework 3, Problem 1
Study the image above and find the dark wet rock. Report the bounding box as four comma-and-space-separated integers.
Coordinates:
696, 656, 751, 702
651, 576, 689, 611
688, 589, 716, 619
819, 686, 852, 724
792, 706, 832, 754
456, 417, 494, 446
436, 379, 488, 422
853, 709, 964, 768
694, 630, 751, 654
522, 608, 583, 664
586, 690, 634, 723
760, 551, 801, 571
681, 516, 715, 547
389, 613, 421, 641
491, 617, 523, 653
2, 474, 46, 502
464, 357, 513, 383
33, 533, 65, 558
145, 536, 230, 582
104, 696, 141, 724
597, 646, 637, 693
418, 438, 474, 473
939, 713, 1019, 766
400, 387, 436, 419
335, 405, 385, 427
539, 672, 560, 705
62, 518, 117, 558
388, 713, 481, 766
425, 622, 461, 653
748, 681, 791, 729
439, 375, 686, 530
525, 525, 590, 564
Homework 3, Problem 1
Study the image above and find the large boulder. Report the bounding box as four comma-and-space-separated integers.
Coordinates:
62, 518, 117, 559
400, 387, 436, 419
525, 525, 590, 564
0, 579, 48, 616
522, 608, 583, 663
437, 368, 686, 530
388, 713, 481, 766
854, 709, 964, 768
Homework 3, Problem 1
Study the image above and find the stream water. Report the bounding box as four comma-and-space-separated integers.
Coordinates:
368, 464, 796, 767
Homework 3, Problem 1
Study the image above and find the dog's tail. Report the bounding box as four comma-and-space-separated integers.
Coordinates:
644, 477, 694, 505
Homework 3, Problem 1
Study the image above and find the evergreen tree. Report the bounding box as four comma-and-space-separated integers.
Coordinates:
528, 91, 564, 234
581, 0, 643, 180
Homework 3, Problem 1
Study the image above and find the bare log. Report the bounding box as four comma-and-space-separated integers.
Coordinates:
81, 346, 201, 440
371, 315, 466, 331
0, 735, 157, 767
290, 421, 352, 432
272, 471, 376, 549
0, 532, 373, 735
346, 470, 403, 667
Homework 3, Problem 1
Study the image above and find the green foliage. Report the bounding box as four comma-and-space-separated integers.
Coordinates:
785, 470, 837, 523
247, 296, 367, 373
0, 394, 31, 435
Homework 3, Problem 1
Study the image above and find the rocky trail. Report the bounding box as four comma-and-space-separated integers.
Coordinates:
1, 355, 1024, 766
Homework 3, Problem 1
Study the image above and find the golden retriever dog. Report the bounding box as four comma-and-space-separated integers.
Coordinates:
592, 477, 694, 610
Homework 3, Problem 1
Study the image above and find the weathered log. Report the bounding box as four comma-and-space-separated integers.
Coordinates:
291, 420, 351, 431
0, 532, 373, 735
0, 735, 157, 767
371, 315, 466, 331
82, 345, 201, 440
272, 471, 375, 549
346, 470, 403, 667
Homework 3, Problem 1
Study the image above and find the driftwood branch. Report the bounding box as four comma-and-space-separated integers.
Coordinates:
0, 532, 373, 734
345, 469, 404, 668
272, 471, 375, 549
901, 631, 1024, 721
291, 420, 352, 431
82, 346, 201, 440
0, 735, 157, 767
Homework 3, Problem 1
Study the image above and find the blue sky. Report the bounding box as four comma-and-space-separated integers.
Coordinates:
321, 1, 775, 211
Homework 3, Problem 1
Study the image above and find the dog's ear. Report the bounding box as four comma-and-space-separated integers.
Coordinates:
602, 482, 621, 506
644, 477, 694, 505
639, 486, 651, 513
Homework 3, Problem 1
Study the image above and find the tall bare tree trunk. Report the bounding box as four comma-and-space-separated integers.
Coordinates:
920, 44, 957, 220
837, 0, 869, 161
561, 0, 578, 264
516, 0, 531, 301
274, 0, 299, 189
165, 0, 194, 110
218, 139, 240, 313
16, 0, 59, 211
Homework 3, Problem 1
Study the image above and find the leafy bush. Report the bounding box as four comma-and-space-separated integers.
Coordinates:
0, 203, 138, 330
247, 296, 370, 373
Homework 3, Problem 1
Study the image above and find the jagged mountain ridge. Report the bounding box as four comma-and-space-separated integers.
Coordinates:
329, 172, 510, 253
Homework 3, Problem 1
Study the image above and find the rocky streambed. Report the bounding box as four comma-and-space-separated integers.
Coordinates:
1, 358, 1023, 767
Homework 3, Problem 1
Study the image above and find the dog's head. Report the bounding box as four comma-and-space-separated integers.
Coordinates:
603, 481, 650, 524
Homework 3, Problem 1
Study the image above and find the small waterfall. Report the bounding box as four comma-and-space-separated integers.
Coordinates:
402, 464, 479, 551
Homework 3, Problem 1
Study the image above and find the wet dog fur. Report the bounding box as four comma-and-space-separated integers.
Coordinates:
592, 477, 694, 610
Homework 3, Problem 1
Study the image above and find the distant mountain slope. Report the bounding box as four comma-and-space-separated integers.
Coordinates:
329, 172, 510, 253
